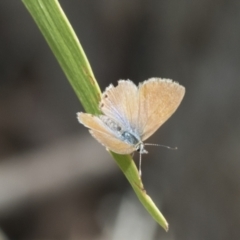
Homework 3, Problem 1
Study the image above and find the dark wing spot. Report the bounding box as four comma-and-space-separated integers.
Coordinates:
103, 94, 108, 99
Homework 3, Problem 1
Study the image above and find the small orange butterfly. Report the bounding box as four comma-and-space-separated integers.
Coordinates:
77, 78, 185, 175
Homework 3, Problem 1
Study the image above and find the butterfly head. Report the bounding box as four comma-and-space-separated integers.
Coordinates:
136, 142, 148, 154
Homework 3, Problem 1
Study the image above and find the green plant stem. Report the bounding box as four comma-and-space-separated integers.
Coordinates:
22, 0, 169, 231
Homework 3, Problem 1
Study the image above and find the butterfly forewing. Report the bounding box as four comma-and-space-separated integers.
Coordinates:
77, 112, 135, 154
90, 130, 135, 154
138, 78, 185, 141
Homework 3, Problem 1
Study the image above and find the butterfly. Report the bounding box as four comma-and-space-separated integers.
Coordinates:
77, 78, 185, 175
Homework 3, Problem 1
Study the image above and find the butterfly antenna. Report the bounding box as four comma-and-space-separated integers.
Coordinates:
144, 143, 177, 150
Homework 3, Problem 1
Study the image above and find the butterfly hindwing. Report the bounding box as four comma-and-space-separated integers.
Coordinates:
138, 78, 185, 141
100, 80, 139, 133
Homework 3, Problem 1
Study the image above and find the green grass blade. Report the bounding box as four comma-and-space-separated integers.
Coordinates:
23, 0, 101, 114
111, 152, 168, 231
22, 0, 169, 231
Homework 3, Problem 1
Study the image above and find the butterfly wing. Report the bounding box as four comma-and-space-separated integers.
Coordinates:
138, 78, 185, 141
100, 80, 139, 132
77, 112, 135, 154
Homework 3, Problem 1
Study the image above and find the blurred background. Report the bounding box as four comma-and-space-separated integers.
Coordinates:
0, 0, 240, 239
